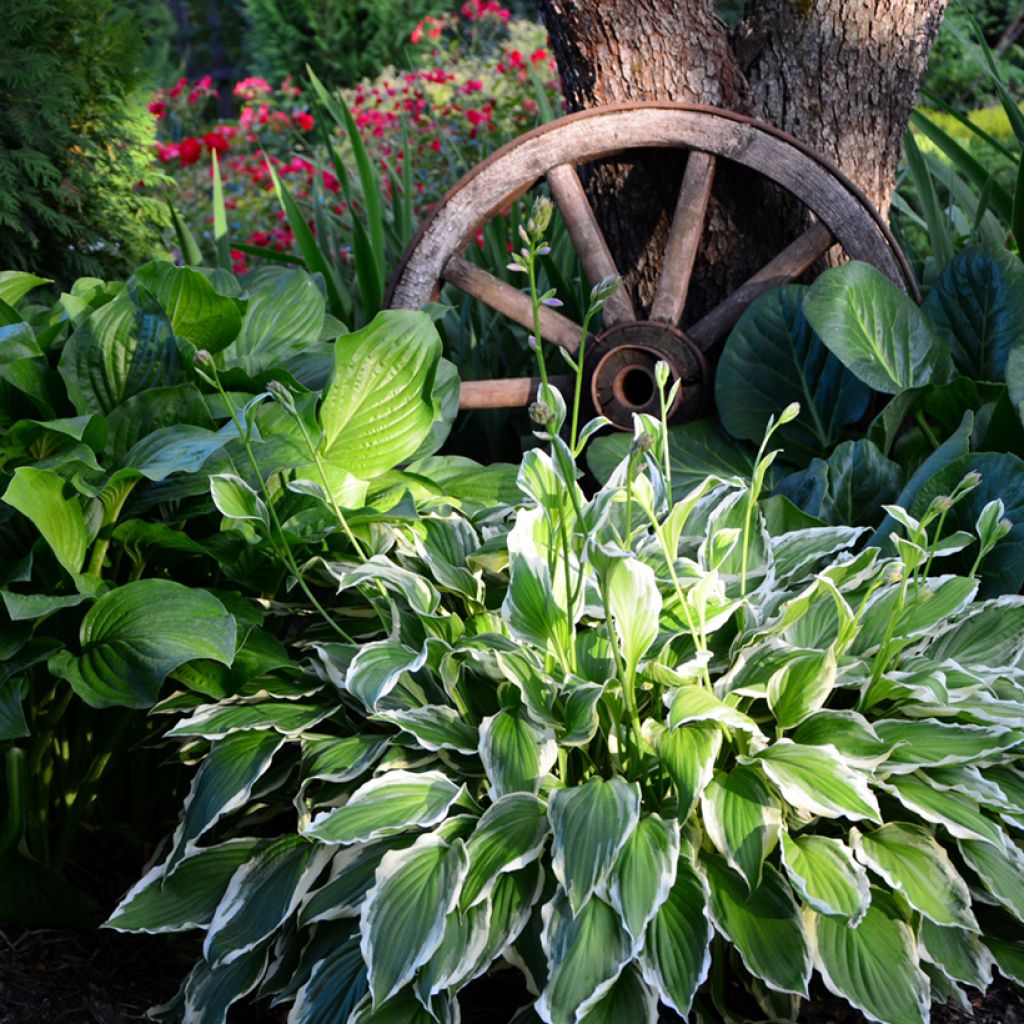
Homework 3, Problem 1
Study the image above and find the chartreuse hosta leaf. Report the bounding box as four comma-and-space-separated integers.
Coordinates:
480, 708, 557, 800
639, 857, 712, 1017
548, 777, 641, 916
918, 918, 994, 991
2, 466, 87, 578
805, 895, 930, 1024
701, 766, 781, 891
50, 579, 236, 709
606, 814, 679, 941
360, 834, 469, 1006
654, 722, 722, 818
958, 837, 1024, 921
305, 770, 464, 845
779, 832, 870, 923
852, 824, 977, 929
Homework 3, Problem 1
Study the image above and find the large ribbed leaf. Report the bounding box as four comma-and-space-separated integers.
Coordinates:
919, 918, 994, 991
548, 778, 641, 915
135, 262, 242, 352
2, 466, 87, 577
852, 824, 976, 929
607, 814, 679, 941
319, 310, 441, 477
654, 722, 721, 818
479, 708, 557, 800
958, 837, 1024, 921
780, 832, 869, 923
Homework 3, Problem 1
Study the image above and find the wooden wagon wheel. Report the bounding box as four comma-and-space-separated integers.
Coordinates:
385, 102, 918, 430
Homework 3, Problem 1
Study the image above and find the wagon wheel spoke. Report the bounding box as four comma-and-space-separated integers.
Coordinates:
649, 151, 717, 325
443, 255, 589, 354
459, 374, 575, 410
545, 162, 637, 326
687, 221, 835, 350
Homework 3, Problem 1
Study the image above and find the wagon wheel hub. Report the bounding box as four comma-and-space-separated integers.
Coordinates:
588, 321, 706, 429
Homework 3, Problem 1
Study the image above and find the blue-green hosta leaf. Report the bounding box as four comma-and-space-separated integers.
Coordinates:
124, 423, 236, 482
182, 947, 268, 1024
605, 558, 662, 677
107, 839, 261, 933
607, 814, 679, 941
918, 918, 994, 991
49, 580, 236, 709
2, 466, 87, 577
638, 857, 711, 1018
805, 899, 929, 1024
204, 834, 330, 966
880, 774, 1007, 846
852, 824, 976, 929
958, 838, 1024, 921
537, 891, 635, 1024
821, 439, 902, 527
319, 310, 441, 478
376, 706, 478, 755
767, 648, 836, 729
461, 793, 549, 909
479, 709, 557, 801
922, 246, 1024, 380
0, 322, 43, 365
779, 832, 869, 923
342, 639, 430, 711
929, 597, 1024, 667
715, 284, 871, 462
549, 777, 641, 916
305, 770, 463, 845
874, 718, 1016, 772
168, 702, 334, 740
326, 556, 440, 616
666, 685, 764, 737
290, 930, 367, 1024
803, 261, 953, 393
210, 473, 269, 529
361, 834, 469, 1005
579, 964, 657, 1024
701, 766, 781, 891
702, 855, 811, 997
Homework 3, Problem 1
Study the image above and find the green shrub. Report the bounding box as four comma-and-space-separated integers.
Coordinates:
0, 0, 168, 286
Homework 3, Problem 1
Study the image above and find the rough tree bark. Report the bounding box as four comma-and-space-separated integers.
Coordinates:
537, 0, 946, 318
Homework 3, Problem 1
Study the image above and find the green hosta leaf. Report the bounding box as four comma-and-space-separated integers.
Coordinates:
107, 839, 261, 933
0, 271, 50, 306
123, 423, 233, 482
821, 439, 902, 527
605, 558, 661, 677
290, 931, 367, 1024
983, 937, 1024, 987
343, 639, 430, 712
958, 838, 1024, 921
715, 284, 871, 462
638, 858, 711, 1018
667, 686, 764, 737
779, 832, 870, 923
2, 466, 87, 577
559, 680, 603, 746
549, 777, 641, 916
210, 472, 269, 529
135, 262, 242, 352
881, 774, 1006, 846
319, 309, 441, 477
305, 770, 463, 845
503, 553, 572, 662
327, 557, 440, 616
50, 580, 236, 709
169, 702, 334, 740
182, 947, 268, 1024
874, 718, 1016, 772
929, 598, 1024, 667
852, 824, 976, 929
376, 706, 477, 754
702, 855, 811, 997
461, 793, 549, 909
791, 711, 894, 769
607, 814, 679, 941
579, 964, 657, 1024
0, 322, 43, 365
361, 834, 469, 1005
701, 766, 781, 891
0, 679, 28, 740
805, 899, 929, 1024
919, 918, 994, 991
204, 835, 329, 966
479, 708, 557, 800
752, 741, 881, 822
537, 891, 635, 1024
767, 648, 836, 729
654, 722, 722, 818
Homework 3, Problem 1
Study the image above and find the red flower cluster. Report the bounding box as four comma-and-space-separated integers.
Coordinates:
460, 0, 510, 21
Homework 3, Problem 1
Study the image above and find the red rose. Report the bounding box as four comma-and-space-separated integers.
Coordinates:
178, 137, 202, 166
203, 131, 230, 155
294, 112, 314, 132
148, 99, 166, 118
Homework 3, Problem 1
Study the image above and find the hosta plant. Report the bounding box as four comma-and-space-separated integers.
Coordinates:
107, 378, 1024, 1023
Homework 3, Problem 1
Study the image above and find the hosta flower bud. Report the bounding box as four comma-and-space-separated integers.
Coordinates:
268, 379, 297, 414
528, 401, 552, 426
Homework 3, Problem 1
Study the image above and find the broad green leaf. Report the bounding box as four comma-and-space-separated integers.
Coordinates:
639, 858, 711, 1018
361, 835, 469, 1005
654, 722, 722, 818
803, 261, 952, 393
125, 424, 234, 482
290, 931, 367, 1024
107, 839, 261, 933
548, 777, 641, 915
702, 855, 811, 997
852, 824, 976, 928
821, 439, 902, 527
479, 708, 557, 801
716, 284, 870, 461
0, 271, 50, 306
210, 472, 269, 529
607, 814, 679, 940
343, 639, 430, 711
0, 322, 43, 365
874, 718, 1016, 771
767, 648, 836, 729
780, 832, 870, 923
958, 838, 1024, 921
49, 580, 236, 709
667, 685, 763, 737
881, 774, 1006, 846
461, 793, 549, 908
918, 918, 994, 991
537, 891, 635, 1024
228, 268, 325, 367
319, 309, 441, 477
377, 706, 477, 755
2, 466, 87, 577
204, 835, 328, 965
805, 899, 929, 1024
135, 262, 242, 352
305, 770, 463, 845
752, 741, 881, 822
701, 766, 781, 891
605, 558, 662, 677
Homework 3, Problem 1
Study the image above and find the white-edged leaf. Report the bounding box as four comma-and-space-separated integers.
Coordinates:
958, 838, 1024, 922
479, 708, 557, 800
654, 722, 722, 818
289, 930, 367, 1024
874, 718, 1016, 772
579, 963, 657, 1024
182, 946, 268, 1024
918, 918, 994, 991
880, 773, 1007, 846
767, 648, 836, 729
210, 472, 269, 528
607, 814, 679, 941
779, 832, 870, 923
168, 702, 333, 740
342, 639, 429, 711
605, 558, 662, 676
377, 706, 478, 755
666, 685, 764, 737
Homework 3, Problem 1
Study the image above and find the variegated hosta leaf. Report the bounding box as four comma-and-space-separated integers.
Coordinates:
342, 639, 430, 711
873, 718, 1015, 772
204, 835, 330, 966
918, 918, 994, 991
360, 834, 469, 1005
779, 832, 870, 924
701, 766, 781, 891
805, 898, 930, 1024
503, 552, 573, 663
548, 777, 641, 915
654, 721, 722, 818
604, 557, 662, 677
929, 597, 1024, 667
702, 854, 811, 997
880, 773, 1007, 846
894, 575, 978, 637
288, 930, 367, 1024
666, 685, 764, 737
479, 708, 557, 800
578, 963, 658, 1024
984, 937, 1024, 986
376, 706, 478, 755
107, 839, 261, 933
326, 556, 441, 616
851, 823, 977, 929
606, 814, 679, 941
791, 711, 894, 768
559, 680, 604, 747
639, 857, 712, 1018
750, 741, 881, 822
958, 837, 1024, 921
348, 990, 459, 1024
166, 701, 334, 740
183, 946, 269, 1024
416, 514, 483, 602
298, 840, 404, 926
415, 897, 492, 1002
305, 770, 463, 845
300, 735, 390, 788
461, 793, 549, 909
766, 648, 836, 729
536, 892, 635, 1024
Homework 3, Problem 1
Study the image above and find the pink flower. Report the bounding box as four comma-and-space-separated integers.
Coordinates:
155, 142, 179, 163
233, 77, 273, 98
168, 76, 187, 99
462, 79, 483, 93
